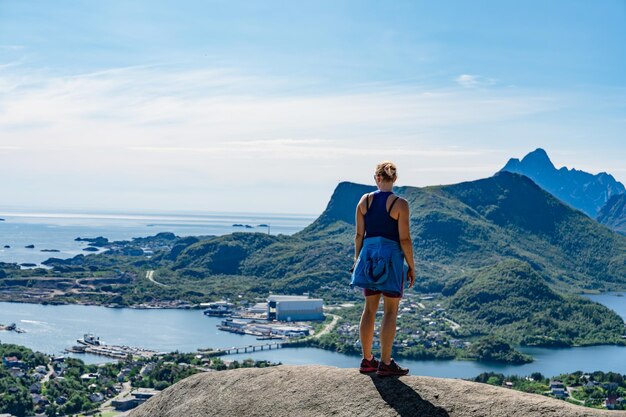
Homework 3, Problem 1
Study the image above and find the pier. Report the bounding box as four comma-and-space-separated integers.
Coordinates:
199, 341, 286, 356
66, 343, 161, 360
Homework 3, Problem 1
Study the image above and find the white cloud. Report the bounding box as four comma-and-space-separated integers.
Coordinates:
455, 74, 496, 88
0, 65, 584, 212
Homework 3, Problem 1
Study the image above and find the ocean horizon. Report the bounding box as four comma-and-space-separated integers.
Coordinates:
0, 208, 317, 267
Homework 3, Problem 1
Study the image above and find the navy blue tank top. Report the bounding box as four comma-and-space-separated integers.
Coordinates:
364, 191, 400, 243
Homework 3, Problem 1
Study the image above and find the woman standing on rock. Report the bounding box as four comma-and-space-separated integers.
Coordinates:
351, 161, 416, 376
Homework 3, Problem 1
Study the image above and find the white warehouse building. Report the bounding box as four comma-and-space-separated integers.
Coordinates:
267, 295, 324, 321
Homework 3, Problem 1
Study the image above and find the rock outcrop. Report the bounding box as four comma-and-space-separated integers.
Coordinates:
129, 365, 623, 417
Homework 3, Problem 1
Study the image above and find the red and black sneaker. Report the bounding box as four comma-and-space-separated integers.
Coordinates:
376, 359, 409, 377
359, 356, 379, 373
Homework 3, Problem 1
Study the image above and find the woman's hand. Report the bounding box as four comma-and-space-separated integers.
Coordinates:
349, 257, 358, 273
407, 267, 415, 288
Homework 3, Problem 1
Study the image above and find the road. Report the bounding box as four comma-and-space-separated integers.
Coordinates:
566, 386, 584, 404
146, 270, 170, 288
443, 317, 461, 330
312, 313, 340, 339
41, 363, 55, 383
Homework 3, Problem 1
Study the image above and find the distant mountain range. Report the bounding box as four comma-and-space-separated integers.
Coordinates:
596, 194, 626, 234
500, 148, 625, 222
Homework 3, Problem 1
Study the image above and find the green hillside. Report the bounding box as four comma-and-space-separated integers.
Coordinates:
443, 259, 626, 347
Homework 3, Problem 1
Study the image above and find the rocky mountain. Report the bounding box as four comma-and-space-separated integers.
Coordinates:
128, 365, 620, 417
597, 193, 626, 235
500, 148, 625, 217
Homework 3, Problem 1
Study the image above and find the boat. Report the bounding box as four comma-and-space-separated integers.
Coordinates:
203, 301, 234, 317
1, 323, 26, 333
77, 333, 102, 346
256, 335, 283, 340
217, 325, 246, 334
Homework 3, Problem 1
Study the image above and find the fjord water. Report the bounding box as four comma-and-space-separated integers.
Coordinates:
0, 295, 625, 378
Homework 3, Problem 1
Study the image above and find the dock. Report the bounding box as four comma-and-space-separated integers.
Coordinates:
67, 343, 161, 360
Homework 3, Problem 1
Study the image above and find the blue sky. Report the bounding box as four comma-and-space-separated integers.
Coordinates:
1, 0, 625, 214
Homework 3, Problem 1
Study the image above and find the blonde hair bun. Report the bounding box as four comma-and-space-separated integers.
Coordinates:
375, 160, 397, 181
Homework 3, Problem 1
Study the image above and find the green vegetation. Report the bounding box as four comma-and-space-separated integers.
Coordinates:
0, 342, 277, 416
464, 337, 532, 363
444, 260, 626, 347
473, 370, 626, 410
132, 352, 274, 391
0, 344, 48, 417
300, 302, 531, 363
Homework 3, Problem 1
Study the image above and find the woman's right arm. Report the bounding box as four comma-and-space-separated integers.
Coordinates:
397, 199, 416, 288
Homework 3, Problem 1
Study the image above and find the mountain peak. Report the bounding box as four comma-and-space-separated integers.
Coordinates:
129, 365, 615, 417
519, 148, 555, 171
500, 148, 625, 217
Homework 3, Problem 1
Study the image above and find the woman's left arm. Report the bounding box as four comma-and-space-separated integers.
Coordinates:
353, 195, 366, 266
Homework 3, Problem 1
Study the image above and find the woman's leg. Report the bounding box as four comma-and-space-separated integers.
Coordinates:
359, 293, 381, 359
380, 296, 401, 364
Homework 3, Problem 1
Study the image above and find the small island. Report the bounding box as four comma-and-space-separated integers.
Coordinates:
75, 236, 109, 247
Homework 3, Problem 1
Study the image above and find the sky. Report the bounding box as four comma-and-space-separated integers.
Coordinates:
1, 0, 625, 215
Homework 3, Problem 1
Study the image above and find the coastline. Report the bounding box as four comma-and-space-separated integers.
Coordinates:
0, 297, 203, 310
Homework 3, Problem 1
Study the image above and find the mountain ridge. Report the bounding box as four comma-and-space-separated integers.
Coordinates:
597, 193, 626, 235
500, 148, 625, 218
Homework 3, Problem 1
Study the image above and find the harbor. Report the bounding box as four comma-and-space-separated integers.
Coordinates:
217, 318, 311, 339
66, 333, 161, 360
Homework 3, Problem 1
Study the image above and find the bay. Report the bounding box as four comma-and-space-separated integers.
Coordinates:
0, 301, 262, 364
1, 297, 625, 379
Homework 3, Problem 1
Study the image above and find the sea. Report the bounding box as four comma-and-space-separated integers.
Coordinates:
0, 209, 625, 379
0, 209, 315, 267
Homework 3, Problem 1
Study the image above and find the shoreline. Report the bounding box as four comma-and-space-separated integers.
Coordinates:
0, 298, 203, 310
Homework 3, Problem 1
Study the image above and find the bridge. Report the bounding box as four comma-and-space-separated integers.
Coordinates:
198, 341, 288, 356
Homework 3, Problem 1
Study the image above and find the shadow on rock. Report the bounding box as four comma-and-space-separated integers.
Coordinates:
368, 374, 450, 417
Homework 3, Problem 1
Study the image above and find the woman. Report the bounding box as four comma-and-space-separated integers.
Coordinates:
351, 161, 415, 376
